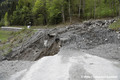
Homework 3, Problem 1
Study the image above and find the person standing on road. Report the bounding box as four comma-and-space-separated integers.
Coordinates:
27, 22, 31, 29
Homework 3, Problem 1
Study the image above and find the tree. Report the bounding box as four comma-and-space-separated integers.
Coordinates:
4, 12, 9, 26
2, 0, 120, 26
10, 0, 33, 25
0, 0, 18, 22
94, 0, 96, 19
61, 0, 65, 23
82, 0, 85, 16
46, 0, 64, 24
118, 0, 120, 17
68, 0, 72, 22
79, 0, 82, 18
32, 0, 47, 25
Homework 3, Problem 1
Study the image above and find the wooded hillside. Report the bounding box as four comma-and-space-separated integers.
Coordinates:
0, 0, 120, 26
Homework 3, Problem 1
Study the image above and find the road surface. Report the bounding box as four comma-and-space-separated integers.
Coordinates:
8, 49, 120, 80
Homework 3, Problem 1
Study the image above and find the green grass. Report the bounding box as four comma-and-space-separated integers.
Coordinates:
0, 28, 36, 56
109, 19, 120, 30
0, 30, 12, 42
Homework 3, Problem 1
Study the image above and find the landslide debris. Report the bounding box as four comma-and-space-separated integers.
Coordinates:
4, 19, 120, 61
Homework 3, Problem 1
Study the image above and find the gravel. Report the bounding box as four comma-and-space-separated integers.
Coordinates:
0, 61, 34, 80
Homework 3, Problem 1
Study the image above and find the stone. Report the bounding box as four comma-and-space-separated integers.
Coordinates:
48, 33, 57, 37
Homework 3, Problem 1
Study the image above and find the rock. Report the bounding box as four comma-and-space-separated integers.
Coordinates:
105, 39, 108, 41
44, 40, 48, 47
48, 33, 57, 37
5, 29, 61, 61
117, 34, 120, 39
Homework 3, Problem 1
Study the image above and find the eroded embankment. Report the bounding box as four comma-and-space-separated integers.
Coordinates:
3, 19, 120, 61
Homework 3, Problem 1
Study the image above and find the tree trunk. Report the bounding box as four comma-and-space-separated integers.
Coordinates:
43, 0, 47, 25
112, 0, 116, 16
82, 0, 85, 15
104, 0, 107, 3
69, 0, 72, 23
119, 0, 120, 17
78, 0, 81, 18
94, 0, 96, 19
62, 2, 65, 23
115, 0, 118, 16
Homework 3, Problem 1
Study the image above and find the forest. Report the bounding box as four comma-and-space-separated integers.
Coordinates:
0, 0, 120, 26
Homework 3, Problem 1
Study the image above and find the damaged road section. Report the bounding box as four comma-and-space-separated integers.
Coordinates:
9, 49, 120, 80
4, 19, 120, 61
5, 29, 61, 61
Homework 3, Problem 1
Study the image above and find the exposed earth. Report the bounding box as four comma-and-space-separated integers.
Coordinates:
0, 19, 120, 80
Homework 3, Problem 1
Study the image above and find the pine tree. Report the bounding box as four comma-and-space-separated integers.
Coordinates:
4, 12, 9, 26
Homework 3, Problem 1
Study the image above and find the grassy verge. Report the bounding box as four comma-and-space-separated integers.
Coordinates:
0, 28, 35, 56
109, 19, 120, 30
0, 30, 12, 42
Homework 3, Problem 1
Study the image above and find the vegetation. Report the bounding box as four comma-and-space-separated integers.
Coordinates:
0, 28, 35, 56
0, 43, 12, 56
0, 30, 12, 42
109, 20, 120, 30
0, 0, 120, 26
4, 12, 9, 26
